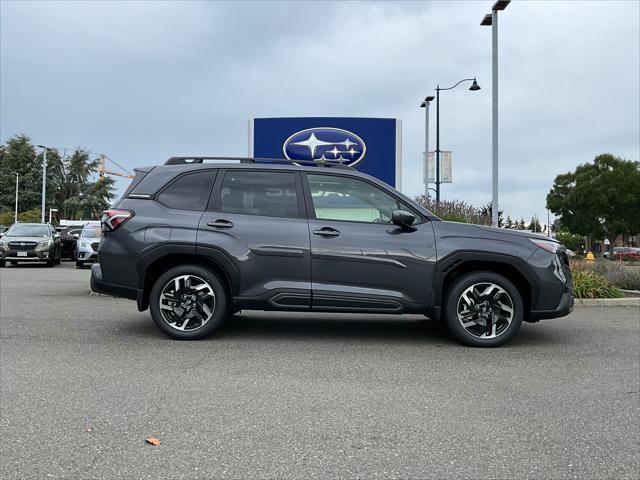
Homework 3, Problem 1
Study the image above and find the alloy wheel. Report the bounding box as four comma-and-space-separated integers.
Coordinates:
456, 282, 514, 339
158, 274, 216, 332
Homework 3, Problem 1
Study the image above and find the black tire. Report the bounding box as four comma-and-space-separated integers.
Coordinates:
0, 260, 5, 267
76, 260, 84, 268
149, 264, 228, 340
444, 271, 523, 348
46, 258, 55, 268
55, 253, 61, 265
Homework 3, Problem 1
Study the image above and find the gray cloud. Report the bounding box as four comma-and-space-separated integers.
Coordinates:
1, 0, 638, 221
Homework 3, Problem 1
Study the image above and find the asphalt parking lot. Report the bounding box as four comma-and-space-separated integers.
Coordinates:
1, 262, 638, 479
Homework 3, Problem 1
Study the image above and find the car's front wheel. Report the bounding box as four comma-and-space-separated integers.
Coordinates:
149, 265, 228, 340
444, 271, 523, 347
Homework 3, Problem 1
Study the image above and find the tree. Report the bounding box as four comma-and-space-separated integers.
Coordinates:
546, 154, 640, 242
0, 135, 115, 222
516, 218, 526, 230
528, 215, 542, 233
479, 203, 504, 228
505, 216, 514, 229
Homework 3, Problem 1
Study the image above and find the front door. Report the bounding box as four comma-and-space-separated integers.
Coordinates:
303, 172, 436, 313
198, 169, 311, 309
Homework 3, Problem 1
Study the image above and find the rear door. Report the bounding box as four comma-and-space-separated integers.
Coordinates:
303, 172, 436, 312
198, 169, 311, 309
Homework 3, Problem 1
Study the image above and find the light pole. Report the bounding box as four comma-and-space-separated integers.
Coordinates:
481, 0, 510, 227
11, 172, 19, 224
36, 145, 51, 224
49, 208, 58, 224
435, 78, 481, 204
420, 96, 435, 200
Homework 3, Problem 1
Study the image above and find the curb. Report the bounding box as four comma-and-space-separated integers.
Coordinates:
574, 297, 640, 307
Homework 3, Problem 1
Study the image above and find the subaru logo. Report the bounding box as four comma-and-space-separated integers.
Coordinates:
283, 127, 366, 167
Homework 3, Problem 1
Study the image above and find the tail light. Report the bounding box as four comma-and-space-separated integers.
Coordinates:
101, 209, 134, 232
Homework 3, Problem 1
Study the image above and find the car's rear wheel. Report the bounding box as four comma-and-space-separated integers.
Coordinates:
444, 271, 523, 347
149, 265, 228, 340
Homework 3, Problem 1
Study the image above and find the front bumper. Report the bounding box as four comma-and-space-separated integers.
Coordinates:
529, 290, 574, 321
1, 249, 51, 262
77, 243, 99, 262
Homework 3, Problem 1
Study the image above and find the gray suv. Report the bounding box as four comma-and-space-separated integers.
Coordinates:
91, 157, 574, 347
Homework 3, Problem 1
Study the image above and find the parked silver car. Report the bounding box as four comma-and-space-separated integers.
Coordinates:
75, 221, 101, 268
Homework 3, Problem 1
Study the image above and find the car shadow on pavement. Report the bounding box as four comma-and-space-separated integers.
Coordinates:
216, 312, 455, 345
116, 312, 567, 347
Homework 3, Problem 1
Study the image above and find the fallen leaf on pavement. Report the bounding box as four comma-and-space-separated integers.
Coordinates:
84, 425, 93, 433
145, 436, 161, 446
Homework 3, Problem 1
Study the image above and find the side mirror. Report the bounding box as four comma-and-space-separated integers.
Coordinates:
392, 210, 416, 229
73, 234, 79, 238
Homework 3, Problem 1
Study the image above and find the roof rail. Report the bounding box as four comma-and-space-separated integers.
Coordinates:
164, 156, 355, 170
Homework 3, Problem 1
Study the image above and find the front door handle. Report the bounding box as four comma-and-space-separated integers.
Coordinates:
207, 219, 234, 229
313, 227, 340, 238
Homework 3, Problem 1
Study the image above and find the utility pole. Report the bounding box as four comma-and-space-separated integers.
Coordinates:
420, 96, 435, 200
38, 145, 48, 223
481, 0, 511, 227
12, 172, 19, 223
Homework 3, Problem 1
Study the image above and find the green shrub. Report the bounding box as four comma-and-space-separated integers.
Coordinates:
555, 231, 583, 251
572, 270, 623, 299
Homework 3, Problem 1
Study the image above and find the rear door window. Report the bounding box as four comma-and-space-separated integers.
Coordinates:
219, 171, 300, 218
157, 171, 217, 211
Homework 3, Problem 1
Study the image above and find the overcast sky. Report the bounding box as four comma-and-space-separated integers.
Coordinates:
1, 0, 638, 221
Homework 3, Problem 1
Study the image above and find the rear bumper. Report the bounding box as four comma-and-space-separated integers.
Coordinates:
90, 264, 140, 301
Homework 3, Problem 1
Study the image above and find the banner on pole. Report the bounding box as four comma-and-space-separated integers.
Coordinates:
424, 151, 452, 183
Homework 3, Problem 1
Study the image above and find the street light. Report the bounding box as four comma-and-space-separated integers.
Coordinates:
11, 172, 19, 224
434, 78, 481, 204
49, 208, 58, 224
36, 145, 53, 224
481, 0, 511, 227
420, 95, 435, 200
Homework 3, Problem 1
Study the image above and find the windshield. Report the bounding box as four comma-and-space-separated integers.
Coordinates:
7, 224, 50, 237
82, 226, 102, 239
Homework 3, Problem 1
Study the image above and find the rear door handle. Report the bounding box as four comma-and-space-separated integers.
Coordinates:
313, 227, 340, 238
207, 219, 234, 229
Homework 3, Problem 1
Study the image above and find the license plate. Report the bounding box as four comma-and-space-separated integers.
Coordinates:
17, 251, 27, 257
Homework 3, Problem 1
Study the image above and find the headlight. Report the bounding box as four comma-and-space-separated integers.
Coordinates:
530, 238, 561, 253
81, 241, 90, 247
38, 240, 51, 248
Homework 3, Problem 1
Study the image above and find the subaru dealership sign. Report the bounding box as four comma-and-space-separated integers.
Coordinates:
249, 117, 402, 189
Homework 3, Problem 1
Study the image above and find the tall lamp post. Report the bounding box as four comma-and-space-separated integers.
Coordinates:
11, 172, 19, 223
481, 0, 510, 227
420, 96, 435, 200
435, 77, 481, 204
36, 145, 52, 224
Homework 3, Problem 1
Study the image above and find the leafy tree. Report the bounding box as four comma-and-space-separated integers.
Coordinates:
0, 135, 115, 222
517, 218, 526, 230
555, 231, 583, 251
547, 154, 640, 242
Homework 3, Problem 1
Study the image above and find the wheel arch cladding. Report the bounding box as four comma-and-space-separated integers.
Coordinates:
435, 254, 537, 318
139, 252, 237, 311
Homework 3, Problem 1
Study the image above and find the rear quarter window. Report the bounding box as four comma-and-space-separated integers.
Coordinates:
156, 170, 217, 211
